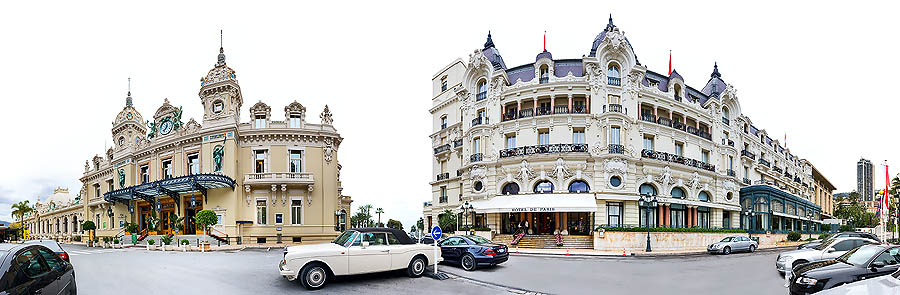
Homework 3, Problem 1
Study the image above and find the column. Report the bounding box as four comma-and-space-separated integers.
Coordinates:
567, 94, 573, 112
550, 95, 555, 114
654, 106, 658, 118
586, 96, 591, 113
554, 212, 560, 231
533, 99, 538, 112
517, 100, 521, 114
664, 205, 671, 227
656, 206, 662, 227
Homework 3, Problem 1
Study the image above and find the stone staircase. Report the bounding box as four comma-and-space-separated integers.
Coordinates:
493, 234, 593, 249
123, 235, 222, 247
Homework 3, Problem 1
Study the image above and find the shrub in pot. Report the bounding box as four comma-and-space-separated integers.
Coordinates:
81, 221, 96, 246
787, 231, 801, 241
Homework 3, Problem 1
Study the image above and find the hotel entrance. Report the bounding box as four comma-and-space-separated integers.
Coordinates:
182, 196, 203, 234
477, 194, 597, 236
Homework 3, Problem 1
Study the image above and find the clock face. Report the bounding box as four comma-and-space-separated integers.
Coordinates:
160, 119, 174, 135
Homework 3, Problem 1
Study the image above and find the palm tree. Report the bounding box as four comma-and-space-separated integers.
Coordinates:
375, 208, 384, 227
11, 200, 32, 240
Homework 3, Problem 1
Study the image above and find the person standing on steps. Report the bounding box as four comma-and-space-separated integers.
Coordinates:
524, 220, 530, 235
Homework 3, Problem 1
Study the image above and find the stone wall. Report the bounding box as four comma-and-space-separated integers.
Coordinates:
594, 231, 791, 252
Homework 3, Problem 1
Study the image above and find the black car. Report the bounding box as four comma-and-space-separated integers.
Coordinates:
0, 243, 76, 295
789, 244, 900, 294
25, 240, 70, 262
798, 232, 881, 250
438, 235, 508, 271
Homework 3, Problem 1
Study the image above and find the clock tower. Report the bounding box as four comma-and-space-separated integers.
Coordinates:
111, 87, 147, 150
199, 33, 243, 127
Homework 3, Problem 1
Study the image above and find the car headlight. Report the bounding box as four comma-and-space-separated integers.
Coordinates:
778, 255, 791, 262
714, 244, 722, 249
795, 277, 818, 285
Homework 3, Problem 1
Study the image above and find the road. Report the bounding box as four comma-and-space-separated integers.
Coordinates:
63, 244, 504, 295
439, 249, 792, 295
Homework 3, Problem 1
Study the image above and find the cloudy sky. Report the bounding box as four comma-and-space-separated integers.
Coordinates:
1, 1, 897, 228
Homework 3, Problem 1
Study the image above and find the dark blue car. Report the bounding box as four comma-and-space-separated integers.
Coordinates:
439, 235, 508, 271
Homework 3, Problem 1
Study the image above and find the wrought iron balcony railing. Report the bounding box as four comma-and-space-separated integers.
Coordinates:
554, 105, 569, 114
539, 77, 549, 84
743, 178, 752, 185
604, 104, 625, 114
608, 144, 624, 154
499, 143, 588, 158
773, 167, 783, 174
572, 105, 587, 114
472, 117, 488, 127
433, 144, 451, 155
657, 117, 672, 128
476, 92, 487, 101
727, 169, 736, 177
453, 139, 462, 148
641, 149, 716, 172
436, 172, 450, 181
722, 117, 730, 125
536, 107, 552, 116
469, 153, 483, 163
502, 112, 517, 121
641, 113, 657, 123
721, 139, 734, 147
741, 150, 756, 160
608, 77, 621, 86
759, 158, 771, 167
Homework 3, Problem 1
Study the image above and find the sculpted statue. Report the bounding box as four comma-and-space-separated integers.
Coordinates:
147, 120, 157, 139
213, 136, 226, 172
118, 169, 125, 188
173, 106, 184, 130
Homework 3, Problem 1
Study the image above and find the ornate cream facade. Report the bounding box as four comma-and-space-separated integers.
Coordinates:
23, 43, 351, 244
424, 18, 831, 246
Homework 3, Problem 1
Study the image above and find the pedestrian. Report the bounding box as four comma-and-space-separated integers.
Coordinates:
524, 220, 530, 235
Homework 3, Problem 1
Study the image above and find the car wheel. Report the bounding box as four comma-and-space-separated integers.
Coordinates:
461, 254, 477, 271
407, 256, 426, 278
722, 246, 731, 255
69, 278, 77, 295
749, 245, 756, 253
299, 263, 328, 290
792, 260, 808, 269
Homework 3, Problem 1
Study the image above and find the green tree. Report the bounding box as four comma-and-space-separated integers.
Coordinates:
438, 209, 457, 233
10, 200, 32, 240
82, 221, 97, 246
386, 219, 402, 230
351, 204, 374, 227
416, 217, 424, 231
375, 207, 385, 227
194, 210, 218, 234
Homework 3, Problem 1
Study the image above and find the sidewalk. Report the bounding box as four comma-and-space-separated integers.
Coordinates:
506, 242, 803, 257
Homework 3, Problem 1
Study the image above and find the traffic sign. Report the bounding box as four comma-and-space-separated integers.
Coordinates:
431, 226, 442, 241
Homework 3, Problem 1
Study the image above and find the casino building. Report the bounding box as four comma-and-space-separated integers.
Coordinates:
25, 40, 352, 245
424, 17, 830, 248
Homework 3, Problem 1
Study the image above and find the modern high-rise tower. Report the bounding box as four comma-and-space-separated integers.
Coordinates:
857, 158, 873, 201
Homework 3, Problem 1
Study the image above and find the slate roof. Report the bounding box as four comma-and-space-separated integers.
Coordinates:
554, 59, 583, 77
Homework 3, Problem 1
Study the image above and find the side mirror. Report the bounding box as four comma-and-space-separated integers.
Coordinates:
871, 261, 885, 269
361, 241, 369, 249
826, 247, 836, 253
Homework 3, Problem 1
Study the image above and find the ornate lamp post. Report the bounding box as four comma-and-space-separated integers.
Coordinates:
744, 209, 755, 240
459, 201, 474, 230
639, 193, 658, 252
806, 212, 814, 239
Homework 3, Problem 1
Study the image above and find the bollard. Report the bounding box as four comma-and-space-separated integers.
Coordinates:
622, 247, 626, 257
566, 248, 570, 256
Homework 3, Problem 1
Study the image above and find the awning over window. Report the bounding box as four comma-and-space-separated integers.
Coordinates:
469, 193, 597, 214
104, 173, 235, 206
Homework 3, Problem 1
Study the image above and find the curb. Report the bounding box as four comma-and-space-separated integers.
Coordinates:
509, 245, 797, 258
441, 270, 548, 295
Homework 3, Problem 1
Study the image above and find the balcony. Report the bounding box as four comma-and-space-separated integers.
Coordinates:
721, 139, 734, 147
686, 126, 699, 135
433, 144, 450, 155
539, 77, 549, 84
472, 117, 488, 127
656, 117, 672, 128
722, 117, 730, 125
476, 92, 487, 101
604, 104, 625, 114
502, 112, 517, 121
641, 113, 657, 123
608, 77, 621, 86
743, 178, 751, 185
785, 172, 792, 179
536, 107, 552, 116
608, 144, 624, 154
759, 158, 771, 167
794, 177, 801, 183
244, 172, 314, 185
727, 169, 736, 177
773, 166, 783, 174
499, 143, 589, 158
436, 172, 450, 181
641, 149, 715, 172
470, 153, 483, 163
741, 150, 756, 160
519, 108, 534, 118
456, 169, 463, 177
553, 105, 569, 114
672, 121, 686, 131
572, 105, 587, 114
453, 139, 462, 148
674, 95, 682, 102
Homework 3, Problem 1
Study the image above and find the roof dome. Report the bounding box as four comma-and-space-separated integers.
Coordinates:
44, 187, 75, 207
701, 63, 727, 97
113, 90, 146, 131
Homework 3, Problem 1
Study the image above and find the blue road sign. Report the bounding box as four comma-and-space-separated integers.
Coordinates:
431, 226, 442, 241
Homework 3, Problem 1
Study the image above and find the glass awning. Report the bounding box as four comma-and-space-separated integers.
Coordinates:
104, 173, 235, 205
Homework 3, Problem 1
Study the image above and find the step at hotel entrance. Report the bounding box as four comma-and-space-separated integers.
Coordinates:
469, 193, 597, 246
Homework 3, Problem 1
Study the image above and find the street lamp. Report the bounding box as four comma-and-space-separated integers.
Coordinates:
806, 212, 814, 239
639, 193, 658, 252
107, 207, 114, 218
459, 201, 474, 230
744, 209, 755, 240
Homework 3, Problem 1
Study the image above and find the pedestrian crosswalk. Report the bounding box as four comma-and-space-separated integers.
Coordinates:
65, 248, 131, 256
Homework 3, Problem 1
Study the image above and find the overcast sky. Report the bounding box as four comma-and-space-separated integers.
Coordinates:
1, 1, 897, 228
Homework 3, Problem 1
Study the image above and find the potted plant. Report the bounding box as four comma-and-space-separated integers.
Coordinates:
147, 238, 155, 250
93, 236, 100, 248
181, 239, 190, 251
125, 222, 139, 244
161, 234, 174, 251
194, 210, 217, 251
81, 221, 96, 247
113, 238, 120, 248
168, 214, 184, 249
102, 236, 111, 248
147, 211, 160, 235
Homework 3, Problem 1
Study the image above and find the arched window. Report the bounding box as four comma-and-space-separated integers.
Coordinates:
741, 198, 752, 210
674, 84, 682, 100
476, 79, 487, 100
755, 197, 768, 212
568, 180, 590, 193
539, 65, 549, 84
722, 107, 730, 120
607, 64, 620, 86
502, 183, 520, 195
698, 191, 710, 202
639, 183, 657, 196
671, 187, 686, 199
534, 180, 554, 194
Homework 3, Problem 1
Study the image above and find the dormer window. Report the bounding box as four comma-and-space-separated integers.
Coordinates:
476, 80, 487, 101
539, 65, 549, 84
607, 64, 620, 86
289, 114, 302, 128
673, 84, 682, 100
255, 115, 266, 128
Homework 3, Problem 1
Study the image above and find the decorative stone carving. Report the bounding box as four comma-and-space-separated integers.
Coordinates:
654, 166, 673, 192
549, 158, 573, 180
323, 137, 334, 163
688, 172, 702, 191
470, 165, 487, 181
604, 158, 628, 175
517, 160, 536, 184
307, 184, 314, 206
320, 105, 333, 125
281, 184, 287, 206
284, 101, 306, 124
244, 185, 251, 206
603, 29, 628, 53
337, 164, 342, 182
271, 185, 277, 204
584, 63, 605, 94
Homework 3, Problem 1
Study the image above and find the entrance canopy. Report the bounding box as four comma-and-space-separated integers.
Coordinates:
470, 194, 597, 214
104, 174, 235, 206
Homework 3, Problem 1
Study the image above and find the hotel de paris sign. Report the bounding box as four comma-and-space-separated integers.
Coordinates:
510, 207, 557, 212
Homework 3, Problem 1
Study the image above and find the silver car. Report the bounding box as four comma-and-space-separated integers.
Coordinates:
776, 237, 878, 274
708, 236, 758, 255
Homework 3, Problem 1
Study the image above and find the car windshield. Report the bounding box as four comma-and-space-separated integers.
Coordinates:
720, 237, 734, 242
333, 231, 358, 247
837, 246, 883, 266
466, 235, 492, 244
814, 239, 837, 251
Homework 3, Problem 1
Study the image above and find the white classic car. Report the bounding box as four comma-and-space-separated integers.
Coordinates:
279, 228, 442, 290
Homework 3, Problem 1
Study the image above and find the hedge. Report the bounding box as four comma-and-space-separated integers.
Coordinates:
457, 227, 491, 232
598, 226, 746, 234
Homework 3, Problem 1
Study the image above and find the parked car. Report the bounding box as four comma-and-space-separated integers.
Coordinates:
439, 235, 509, 271
798, 232, 881, 250
813, 268, 900, 295
708, 236, 757, 255
25, 239, 71, 262
788, 244, 900, 294
0, 243, 76, 294
279, 227, 441, 290
776, 237, 878, 274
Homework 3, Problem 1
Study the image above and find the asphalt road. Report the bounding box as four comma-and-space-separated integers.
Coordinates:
439, 249, 793, 295
62, 244, 505, 295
